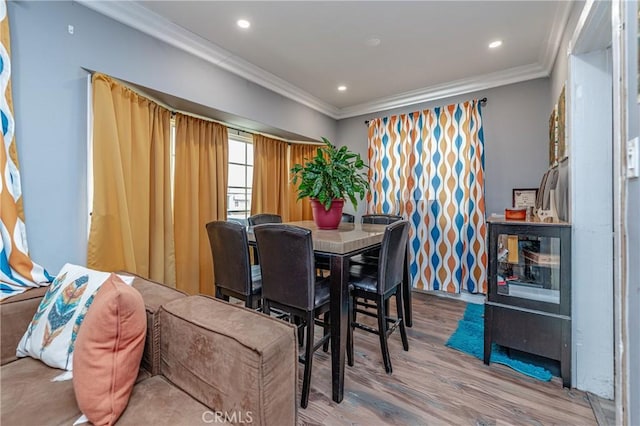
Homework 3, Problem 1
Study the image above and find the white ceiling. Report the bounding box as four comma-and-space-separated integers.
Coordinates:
82, 1, 572, 119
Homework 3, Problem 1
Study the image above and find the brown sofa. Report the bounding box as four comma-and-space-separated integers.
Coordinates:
1, 274, 297, 425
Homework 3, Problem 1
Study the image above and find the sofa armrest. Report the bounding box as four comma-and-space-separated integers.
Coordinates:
0, 287, 48, 365
159, 295, 298, 425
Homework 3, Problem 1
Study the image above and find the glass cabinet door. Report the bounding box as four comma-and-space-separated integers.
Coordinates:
496, 233, 561, 304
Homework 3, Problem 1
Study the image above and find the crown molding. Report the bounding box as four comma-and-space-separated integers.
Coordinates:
540, 0, 574, 74
78, 0, 567, 122
77, 0, 341, 118
336, 63, 548, 119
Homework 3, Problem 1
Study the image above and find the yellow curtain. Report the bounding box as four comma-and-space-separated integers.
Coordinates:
251, 135, 289, 220
88, 74, 176, 286
173, 114, 228, 295
288, 143, 317, 221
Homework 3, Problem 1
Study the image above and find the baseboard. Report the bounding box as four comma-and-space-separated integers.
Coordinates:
412, 288, 485, 305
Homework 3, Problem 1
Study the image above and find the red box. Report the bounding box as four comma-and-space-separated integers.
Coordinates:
505, 208, 527, 221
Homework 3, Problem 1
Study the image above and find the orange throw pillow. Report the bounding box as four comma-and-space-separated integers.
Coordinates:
73, 273, 146, 426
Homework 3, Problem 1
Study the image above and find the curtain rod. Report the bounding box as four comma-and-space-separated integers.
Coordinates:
363, 97, 488, 125
84, 68, 318, 145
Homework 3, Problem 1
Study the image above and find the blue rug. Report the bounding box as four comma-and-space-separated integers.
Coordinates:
445, 303, 553, 381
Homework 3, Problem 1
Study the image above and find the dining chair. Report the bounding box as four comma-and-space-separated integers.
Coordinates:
205, 221, 262, 309
351, 213, 403, 266
247, 213, 282, 265
361, 213, 403, 225
347, 220, 409, 374
341, 212, 355, 223
254, 224, 331, 408
247, 213, 282, 226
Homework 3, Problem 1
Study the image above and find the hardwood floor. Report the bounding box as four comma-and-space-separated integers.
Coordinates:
298, 292, 596, 425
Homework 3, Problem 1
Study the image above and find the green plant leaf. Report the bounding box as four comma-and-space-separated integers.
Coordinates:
290, 137, 369, 210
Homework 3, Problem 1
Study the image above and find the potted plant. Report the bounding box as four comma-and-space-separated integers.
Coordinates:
290, 137, 369, 229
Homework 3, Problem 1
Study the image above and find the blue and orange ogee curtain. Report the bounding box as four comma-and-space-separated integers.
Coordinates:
367, 100, 487, 294
0, 0, 51, 299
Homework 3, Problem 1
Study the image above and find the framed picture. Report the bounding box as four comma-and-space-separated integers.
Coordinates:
512, 188, 538, 209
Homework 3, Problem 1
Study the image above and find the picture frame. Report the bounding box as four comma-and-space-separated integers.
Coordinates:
512, 188, 538, 209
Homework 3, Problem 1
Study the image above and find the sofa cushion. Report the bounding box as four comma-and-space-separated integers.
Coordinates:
73, 274, 147, 426
160, 295, 297, 425
123, 272, 187, 375
0, 357, 81, 426
16, 264, 133, 371
0, 286, 47, 365
116, 376, 212, 425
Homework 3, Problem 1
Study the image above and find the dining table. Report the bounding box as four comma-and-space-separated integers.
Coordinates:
247, 219, 412, 403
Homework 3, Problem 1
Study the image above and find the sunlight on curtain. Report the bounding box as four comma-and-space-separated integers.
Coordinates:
173, 114, 228, 295
88, 74, 176, 287
251, 134, 289, 220
288, 143, 317, 221
0, 2, 52, 299
367, 100, 487, 294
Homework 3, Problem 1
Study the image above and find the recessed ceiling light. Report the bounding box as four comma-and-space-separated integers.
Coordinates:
365, 37, 381, 47
337, 85, 347, 92
489, 40, 503, 49
237, 19, 251, 29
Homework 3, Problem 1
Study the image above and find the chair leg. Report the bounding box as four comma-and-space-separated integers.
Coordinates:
377, 294, 392, 374
294, 316, 304, 347
301, 311, 315, 409
215, 287, 229, 302
263, 300, 270, 316
396, 287, 409, 351
347, 295, 354, 367
322, 311, 330, 353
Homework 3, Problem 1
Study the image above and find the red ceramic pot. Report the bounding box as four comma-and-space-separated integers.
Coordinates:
310, 198, 344, 230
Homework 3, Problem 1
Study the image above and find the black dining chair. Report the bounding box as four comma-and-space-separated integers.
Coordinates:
205, 221, 262, 309
254, 224, 331, 408
247, 213, 282, 265
361, 213, 403, 225
347, 220, 410, 374
247, 213, 282, 226
351, 213, 403, 266
341, 212, 355, 223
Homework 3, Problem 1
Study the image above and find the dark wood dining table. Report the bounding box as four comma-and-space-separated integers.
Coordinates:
248, 220, 412, 403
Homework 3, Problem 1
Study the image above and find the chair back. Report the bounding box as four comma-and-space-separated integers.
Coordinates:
362, 214, 403, 225
205, 221, 253, 296
377, 220, 409, 294
254, 224, 315, 311
341, 213, 355, 223
248, 213, 282, 226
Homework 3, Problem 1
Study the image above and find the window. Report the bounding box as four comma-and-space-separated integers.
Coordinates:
227, 133, 253, 225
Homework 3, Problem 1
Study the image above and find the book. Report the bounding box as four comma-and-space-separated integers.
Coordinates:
522, 248, 560, 266
507, 235, 519, 263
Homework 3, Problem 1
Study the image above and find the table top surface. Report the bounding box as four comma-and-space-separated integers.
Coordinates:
248, 220, 388, 255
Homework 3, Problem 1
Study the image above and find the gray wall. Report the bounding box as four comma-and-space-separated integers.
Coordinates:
8, 1, 336, 274
337, 78, 551, 218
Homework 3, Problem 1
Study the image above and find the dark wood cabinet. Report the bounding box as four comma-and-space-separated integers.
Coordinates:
484, 218, 571, 387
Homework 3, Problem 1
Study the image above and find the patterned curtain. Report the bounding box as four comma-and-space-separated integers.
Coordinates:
367, 100, 487, 294
0, 1, 51, 299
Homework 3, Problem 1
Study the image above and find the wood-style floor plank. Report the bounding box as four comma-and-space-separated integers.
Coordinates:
297, 292, 595, 425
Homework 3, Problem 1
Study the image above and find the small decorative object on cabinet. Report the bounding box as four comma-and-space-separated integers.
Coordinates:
484, 217, 571, 387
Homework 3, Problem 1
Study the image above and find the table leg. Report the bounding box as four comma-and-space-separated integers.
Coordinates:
483, 304, 493, 365
403, 248, 412, 327
330, 255, 348, 403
